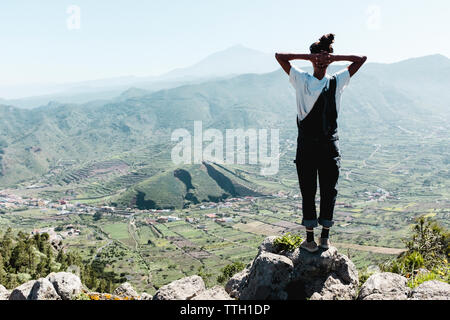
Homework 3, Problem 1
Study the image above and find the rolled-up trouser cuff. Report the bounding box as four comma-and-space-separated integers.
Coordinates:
318, 218, 334, 228
301, 219, 318, 228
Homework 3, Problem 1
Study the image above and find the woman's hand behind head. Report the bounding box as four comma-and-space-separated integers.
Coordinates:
311, 52, 333, 69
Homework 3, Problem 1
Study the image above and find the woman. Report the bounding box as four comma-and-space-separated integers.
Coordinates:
275, 34, 367, 252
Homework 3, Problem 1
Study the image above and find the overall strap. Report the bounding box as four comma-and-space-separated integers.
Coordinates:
321, 76, 338, 138
297, 75, 339, 142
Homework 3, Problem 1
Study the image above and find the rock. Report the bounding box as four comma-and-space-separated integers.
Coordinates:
153, 275, 206, 300
409, 280, 450, 300
113, 282, 139, 299
192, 286, 233, 300
225, 269, 250, 299
9, 280, 36, 300
85, 292, 126, 300
258, 236, 278, 255
0, 284, 10, 300
231, 237, 359, 300
29, 278, 61, 300
358, 272, 410, 300
287, 246, 359, 300
308, 274, 356, 300
239, 251, 294, 300
46, 272, 82, 300
140, 292, 153, 300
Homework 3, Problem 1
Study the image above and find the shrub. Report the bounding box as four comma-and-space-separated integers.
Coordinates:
379, 216, 449, 287
217, 261, 245, 284
273, 233, 303, 252
382, 251, 425, 274
407, 271, 445, 289
404, 216, 449, 270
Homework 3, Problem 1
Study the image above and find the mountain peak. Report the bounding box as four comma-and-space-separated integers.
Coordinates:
161, 45, 278, 79
392, 53, 450, 67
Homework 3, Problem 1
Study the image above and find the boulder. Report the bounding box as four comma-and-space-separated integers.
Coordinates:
140, 292, 153, 300
113, 282, 139, 299
9, 280, 36, 300
257, 236, 278, 255
192, 286, 233, 300
409, 280, 450, 300
240, 251, 294, 300
232, 237, 359, 300
153, 275, 206, 300
358, 272, 410, 300
29, 278, 61, 300
46, 272, 82, 300
225, 268, 250, 299
287, 246, 359, 300
0, 284, 10, 300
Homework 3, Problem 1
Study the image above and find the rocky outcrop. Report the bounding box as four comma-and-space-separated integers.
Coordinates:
113, 282, 139, 299
240, 252, 294, 300
358, 272, 410, 300
9, 280, 36, 300
409, 280, 450, 300
3, 272, 154, 300
191, 286, 233, 300
153, 275, 206, 300
0, 284, 11, 300
226, 237, 359, 300
152, 275, 235, 300
46, 272, 83, 300
225, 269, 250, 299
140, 292, 153, 300
257, 236, 278, 255
29, 278, 61, 300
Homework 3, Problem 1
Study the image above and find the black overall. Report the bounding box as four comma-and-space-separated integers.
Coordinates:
295, 76, 341, 228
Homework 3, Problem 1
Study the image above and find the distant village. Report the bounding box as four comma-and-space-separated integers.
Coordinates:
0, 187, 389, 240
0, 188, 383, 221
0, 190, 272, 239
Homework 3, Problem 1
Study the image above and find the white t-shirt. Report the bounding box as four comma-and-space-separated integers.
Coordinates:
289, 65, 351, 121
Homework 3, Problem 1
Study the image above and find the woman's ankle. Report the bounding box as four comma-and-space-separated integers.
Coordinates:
321, 227, 330, 239
306, 228, 315, 242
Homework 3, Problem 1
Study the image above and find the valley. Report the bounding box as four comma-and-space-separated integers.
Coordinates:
0, 54, 449, 295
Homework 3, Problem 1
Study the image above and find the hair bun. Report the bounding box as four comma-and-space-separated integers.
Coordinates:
319, 33, 335, 46
310, 33, 335, 54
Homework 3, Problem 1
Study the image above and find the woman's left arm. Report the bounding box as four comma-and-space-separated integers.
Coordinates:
331, 55, 367, 77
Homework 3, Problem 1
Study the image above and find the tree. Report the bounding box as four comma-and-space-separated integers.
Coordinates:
94, 211, 103, 221
379, 216, 449, 287
405, 216, 449, 269
0, 228, 14, 263
0, 227, 124, 292
0, 253, 6, 284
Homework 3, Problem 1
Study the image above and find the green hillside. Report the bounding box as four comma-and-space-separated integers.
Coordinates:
0, 55, 449, 209
113, 163, 263, 210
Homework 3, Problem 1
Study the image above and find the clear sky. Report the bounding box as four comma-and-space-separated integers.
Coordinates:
1, 0, 449, 85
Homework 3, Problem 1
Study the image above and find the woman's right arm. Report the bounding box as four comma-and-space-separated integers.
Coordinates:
331, 55, 367, 77
275, 53, 315, 75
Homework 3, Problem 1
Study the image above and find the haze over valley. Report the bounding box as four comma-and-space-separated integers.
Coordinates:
1, 45, 449, 294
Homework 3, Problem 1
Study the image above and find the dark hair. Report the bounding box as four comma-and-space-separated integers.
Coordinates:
310, 33, 335, 54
